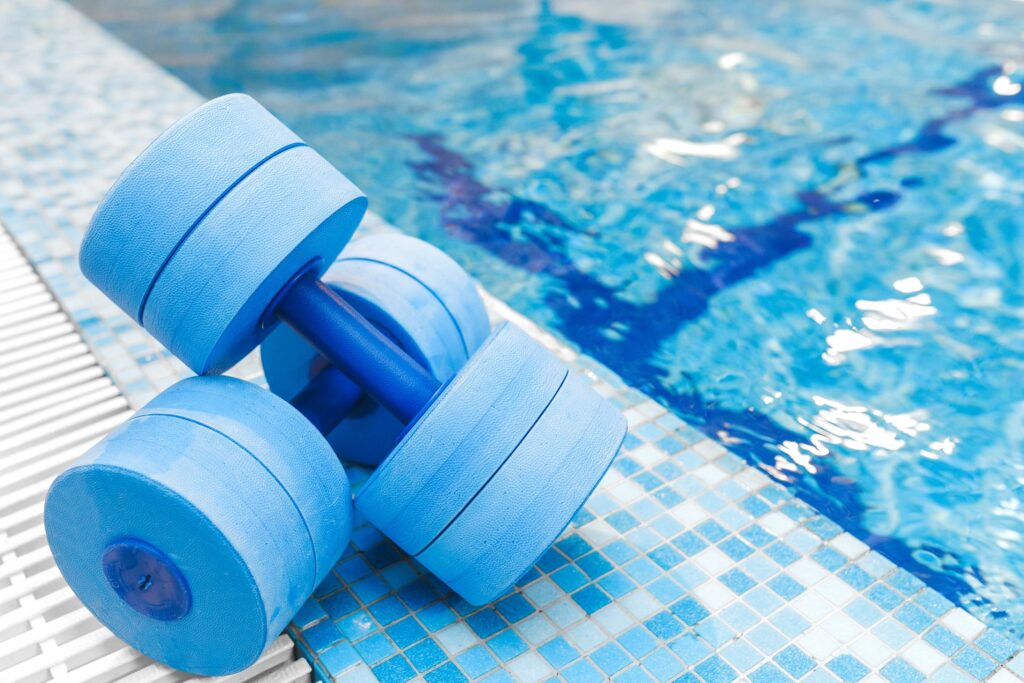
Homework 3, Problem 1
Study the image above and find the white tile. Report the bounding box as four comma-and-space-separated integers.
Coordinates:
610, 477, 645, 504
621, 589, 660, 620
693, 439, 728, 460
792, 592, 833, 623
760, 512, 796, 535
693, 547, 732, 575
796, 628, 842, 660
990, 670, 1024, 683
734, 468, 772, 493
942, 609, 986, 640
694, 463, 729, 486
820, 613, 862, 644
817, 575, 857, 606
830, 533, 869, 559
671, 500, 710, 526
506, 651, 553, 681
566, 621, 606, 653
631, 443, 663, 468
849, 633, 895, 668
902, 639, 947, 675
436, 622, 475, 654
579, 520, 619, 548
694, 579, 733, 610
622, 407, 646, 428
789, 558, 830, 587
636, 400, 666, 419
593, 604, 631, 635
518, 614, 557, 645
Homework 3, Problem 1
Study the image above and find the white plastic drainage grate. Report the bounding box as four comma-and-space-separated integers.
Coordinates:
0, 226, 312, 683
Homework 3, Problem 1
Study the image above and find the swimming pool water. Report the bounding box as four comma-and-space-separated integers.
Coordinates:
71, 0, 1024, 635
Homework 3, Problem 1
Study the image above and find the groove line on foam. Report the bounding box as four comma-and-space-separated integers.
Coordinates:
136, 141, 309, 325
126, 410, 323, 594
337, 255, 473, 357
416, 369, 569, 557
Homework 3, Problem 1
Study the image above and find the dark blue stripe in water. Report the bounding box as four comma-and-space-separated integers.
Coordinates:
408, 65, 1023, 614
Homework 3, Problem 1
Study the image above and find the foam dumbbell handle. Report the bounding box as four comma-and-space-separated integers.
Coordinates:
275, 270, 440, 424
289, 365, 363, 435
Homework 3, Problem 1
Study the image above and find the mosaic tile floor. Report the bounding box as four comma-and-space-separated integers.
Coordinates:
2, 0, 1024, 681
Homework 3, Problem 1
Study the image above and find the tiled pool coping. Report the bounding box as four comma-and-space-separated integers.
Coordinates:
1, 0, 1023, 681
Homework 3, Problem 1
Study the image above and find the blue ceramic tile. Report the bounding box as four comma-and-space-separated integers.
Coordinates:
387, 618, 427, 649
827, 654, 869, 682
694, 655, 738, 683
924, 625, 964, 655
670, 635, 712, 666
406, 640, 447, 672
424, 662, 469, 683
748, 662, 790, 683
353, 633, 396, 666
619, 626, 658, 658
323, 589, 360, 619
880, 658, 924, 683
573, 584, 613, 614
642, 648, 684, 682
487, 630, 528, 663
466, 609, 506, 639
671, 597, 710, 626
591, 642, 632, 675
721, 569, 756, 595
321, 642, 361, 676
747, 624, 787, 655
953, 647, 996, 679
563, 659, 606, 683
894, 604, 932, 633
775, 646, 814, 678
645, 612, 685, 640
976, 629, 1018, 661
457, 646, 499, 679
306, 619, 344, 653
373, 655, 417, 683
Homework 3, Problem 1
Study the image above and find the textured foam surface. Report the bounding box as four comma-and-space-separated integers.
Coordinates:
357, 323, 568, 556
80, 94, 301, 324
46, 408, 310, 674
337, 234, 490, 363
418, 365, 627, 604
137, 376, 352, 588
144, 144, 366, 373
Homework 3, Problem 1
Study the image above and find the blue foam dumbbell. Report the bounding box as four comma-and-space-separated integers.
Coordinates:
50, 94, 626, 674
262, 233, 490, 465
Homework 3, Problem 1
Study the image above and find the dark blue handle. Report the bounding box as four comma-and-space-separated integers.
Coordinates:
276, 272, 440, 424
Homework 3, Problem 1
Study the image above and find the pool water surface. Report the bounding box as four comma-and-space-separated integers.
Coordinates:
71, 0, 1024, 635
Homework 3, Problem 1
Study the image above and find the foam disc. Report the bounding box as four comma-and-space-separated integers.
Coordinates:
137, 376, 352, 582
44, 377, 352, 675
417, 368, 626, 604
356, 323, 568, 555
80, 94, 303, 325
144, 144, 366, 373
262, 234, 488, 465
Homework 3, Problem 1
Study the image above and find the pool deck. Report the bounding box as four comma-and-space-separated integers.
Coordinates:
1, 0, 1023, 681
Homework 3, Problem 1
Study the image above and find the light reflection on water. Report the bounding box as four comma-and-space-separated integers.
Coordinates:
71, 0, 1024, 633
